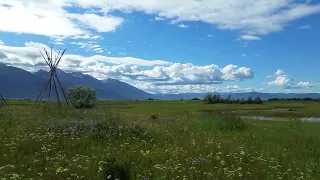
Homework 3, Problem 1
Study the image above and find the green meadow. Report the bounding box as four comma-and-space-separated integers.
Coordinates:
1, 100, 320, 179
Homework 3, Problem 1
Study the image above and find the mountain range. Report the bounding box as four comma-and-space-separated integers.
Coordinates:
0, 63, 150, 100
1, 63, 320, 100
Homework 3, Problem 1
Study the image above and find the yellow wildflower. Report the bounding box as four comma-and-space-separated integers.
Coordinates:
98, 166, 103, 172
56, 167, 63, 174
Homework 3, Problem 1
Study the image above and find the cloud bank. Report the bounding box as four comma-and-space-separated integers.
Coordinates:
1, 0, 320, 40
0, 42, 256, 93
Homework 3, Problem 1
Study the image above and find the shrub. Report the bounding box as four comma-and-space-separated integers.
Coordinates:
203, 94, 214, 104
225, 95, 232, 104
203, 94, 221, 104
247, 96, 254, 104
238, 98, 246, 104
254, 96, 263, 104
191, 97, 200, 100
213, 94, 221, 103
203, 94, 263, 104
67, 86, 97, 109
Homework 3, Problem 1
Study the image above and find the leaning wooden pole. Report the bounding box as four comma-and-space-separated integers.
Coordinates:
0, 94, 8, 107
55, 49, 66, 67
53, 77, 61, 105
49, 74, 52, 103
33, 73, 53, 108
54, 73, 71, 107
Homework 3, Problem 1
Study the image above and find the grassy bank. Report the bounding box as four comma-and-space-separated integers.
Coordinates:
1, 101, 320, 179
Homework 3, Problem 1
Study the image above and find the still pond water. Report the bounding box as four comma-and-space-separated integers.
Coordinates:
242, 116, 320, 122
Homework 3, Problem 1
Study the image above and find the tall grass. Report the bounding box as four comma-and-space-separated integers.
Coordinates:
1, 102, 320, 179
216, 114, 247, 131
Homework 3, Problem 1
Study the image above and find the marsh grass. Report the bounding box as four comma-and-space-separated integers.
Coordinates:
288, 116, 303, 130
217, 116, 246, 131
189, 112, 247, 132
1, 101, 320, 179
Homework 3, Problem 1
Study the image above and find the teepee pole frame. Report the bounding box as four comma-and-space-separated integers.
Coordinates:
33, 45, 71, 108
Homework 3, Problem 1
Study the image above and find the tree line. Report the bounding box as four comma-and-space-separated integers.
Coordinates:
267, 97, 320, 102
203, 94, 263, 104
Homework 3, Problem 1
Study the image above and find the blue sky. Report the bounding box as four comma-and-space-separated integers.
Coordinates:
0, 0, 320, 94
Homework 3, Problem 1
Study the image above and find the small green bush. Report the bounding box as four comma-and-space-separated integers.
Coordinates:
67, 86, 97, 109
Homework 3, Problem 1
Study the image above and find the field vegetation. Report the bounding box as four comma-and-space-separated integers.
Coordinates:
1, 100, 320, 179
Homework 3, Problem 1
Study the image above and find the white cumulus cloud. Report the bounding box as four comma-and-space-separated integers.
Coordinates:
68, 13, 124, 32
268, 69, 317, 89
70, 41, 105, 53
178, 24, 189, 28
239, 35, 261, 41
0, 1, 85, 37
25, 41, 50, 50
154, 16, 165, 21
0, 0, 123, 39
297, 24, 313, 30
